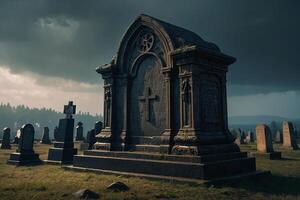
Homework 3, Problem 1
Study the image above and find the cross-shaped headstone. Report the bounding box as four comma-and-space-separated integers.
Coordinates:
63, 101, 76, 119
139, 87, 157, 121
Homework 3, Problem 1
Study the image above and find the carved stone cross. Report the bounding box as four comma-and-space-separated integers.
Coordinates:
139, 87, 157, 121
63, 101, 76, 119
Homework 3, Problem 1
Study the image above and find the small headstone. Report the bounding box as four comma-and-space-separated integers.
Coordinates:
53, 126, 59, 141
254, 124, 281, 159
1, 127, 11, 149
41, 127, 51, 144
94, 121, 103, 135
241, 131, 246, 144
7, 124, 41, 165
73, 189, 100, 199
234, 136, 241, 145
274, 130, 283, 143
106, 182, 129, 192
86, 129, 96, 150
245, 131, 254, 143
75, 122, 84, 141
13, 129, 21, 144
283, 121, 299, 150
46, 101, 78, 164
234, 129, 245, 145
85, 121, 103, 150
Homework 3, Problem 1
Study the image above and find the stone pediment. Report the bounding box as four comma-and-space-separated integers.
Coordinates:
96, 14, 223, 75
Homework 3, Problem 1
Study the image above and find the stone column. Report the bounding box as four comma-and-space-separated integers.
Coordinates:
160, 69, 172, 152
103, 78, 113, 130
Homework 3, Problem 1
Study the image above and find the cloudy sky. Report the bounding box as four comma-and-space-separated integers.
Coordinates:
0, 0, 299, 117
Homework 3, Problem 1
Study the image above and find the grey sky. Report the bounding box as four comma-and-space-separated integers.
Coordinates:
0, 0, 299, 117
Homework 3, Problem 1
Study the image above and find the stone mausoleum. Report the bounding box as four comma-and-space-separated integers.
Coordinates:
70, 14, 257, 181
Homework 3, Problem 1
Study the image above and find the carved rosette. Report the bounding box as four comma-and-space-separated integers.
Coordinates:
137, 33, 155, 53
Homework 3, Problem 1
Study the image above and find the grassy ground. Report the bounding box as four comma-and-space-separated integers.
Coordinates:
0, 144, 299, 200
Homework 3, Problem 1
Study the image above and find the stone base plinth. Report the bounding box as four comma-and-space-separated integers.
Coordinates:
46, 147, 77, 164
250, 151, 282, 160
94, 142, 111, 151
7, 152, 41, 166
70, 150, 256, 180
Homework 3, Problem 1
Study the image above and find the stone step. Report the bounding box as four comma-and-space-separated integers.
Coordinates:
83, 150, 248, 163
72, 154, 256, 180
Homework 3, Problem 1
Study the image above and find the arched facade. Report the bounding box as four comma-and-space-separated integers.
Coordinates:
96, 14, 237, 155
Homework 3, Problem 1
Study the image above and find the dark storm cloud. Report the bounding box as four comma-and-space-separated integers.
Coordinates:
0, 0, 299, 95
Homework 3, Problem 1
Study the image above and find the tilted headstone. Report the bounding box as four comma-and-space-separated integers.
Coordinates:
274, 130, 283, 143
75, 122, 84, 141
7, 124, 41, 165
1, 127, 11, 149
254, 124, 281, 159
283, 121, 299, 150
41, 127, 51, 144
46, 101, 78, 164
256, 124, 273, 153
53, 126, 59, 141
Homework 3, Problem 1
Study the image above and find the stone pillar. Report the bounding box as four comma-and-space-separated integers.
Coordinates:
171, 46, 238, 156
160, 69, 173, 152
95, 62, 117, 150
104, 78, 113, 130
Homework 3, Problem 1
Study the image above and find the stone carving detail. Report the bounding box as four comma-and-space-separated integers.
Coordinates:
182, 79, 191, 126
104, 88, 112, 127
138, 33, 154, 53
139, 87, 158, 122
201, 80, 220, 124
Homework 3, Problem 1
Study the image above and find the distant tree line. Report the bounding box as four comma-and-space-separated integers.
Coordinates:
0, 103, 103, 139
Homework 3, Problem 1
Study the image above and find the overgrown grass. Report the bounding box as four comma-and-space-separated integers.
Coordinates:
0, 144, 299, 200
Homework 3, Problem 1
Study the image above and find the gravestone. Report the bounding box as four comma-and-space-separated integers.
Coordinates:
70, 14, 257, 180
75, 122, 84, 141
41, 127, 51, 144
46, 101, 78, 164
274, 130, 283, 143
253, 124, 281, 159
7, 124, 41, 165
1, 127, 11, 149
86, 129, 95, 150
283, 121, 299, 150
83, 121, 103, 150
235, 129, 245, 145
79, 121, 103, 151
234, 130, 241, 145
245, 131, 255, 143
53, 126, 59, 141
13, 129, 21, 144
